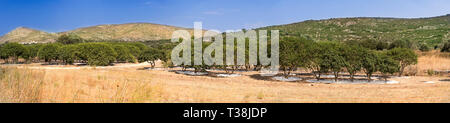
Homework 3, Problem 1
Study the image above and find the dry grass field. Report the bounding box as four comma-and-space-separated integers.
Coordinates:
0, 52, 449, 103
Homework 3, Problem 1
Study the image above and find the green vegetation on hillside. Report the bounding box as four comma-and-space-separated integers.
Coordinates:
259, 15, 450, 49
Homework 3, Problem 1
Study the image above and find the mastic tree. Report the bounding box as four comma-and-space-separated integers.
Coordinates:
124, 44, 142, 59
386, 48, 418, 77
377, 53, 400, 81
113, 45, 136, 63
57, 34, 84, 44
38, 43, 61, 63
280, 37, 304, 77
58, 45, 79, 65
306, 42, 329, 80
138, 48, 164, 68
0, 42, 27, 63
321, 42, 346, 82
25, 44, 43, 62
77, 43, 117, 66
361, 50, 379, 82
342, 45, 365, 82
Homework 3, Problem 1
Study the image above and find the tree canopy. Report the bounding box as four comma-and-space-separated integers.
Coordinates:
386, 48, 418, 76
57, 34, 84, 44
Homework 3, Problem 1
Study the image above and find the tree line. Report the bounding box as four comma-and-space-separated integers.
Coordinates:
0, 34, 166, 67
280, 37, 418, 82
0, 33, 421, 82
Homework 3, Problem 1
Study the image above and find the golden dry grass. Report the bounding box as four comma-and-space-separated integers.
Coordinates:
1, 66, 449, 103
417, 50, 450, 75
0, 67, 165, 103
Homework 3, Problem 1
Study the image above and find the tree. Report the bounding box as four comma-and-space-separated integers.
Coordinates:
321, 42, 346, 82
0, 43, 27, 63
123, 44, 142, 59
305, 42, 345, 81
77, 43, 117, 66
306, 42, 329, 80
386, 48, 418, 77
38, 43, 61, 63
361, 50, 379, 82
377, 53, 400, 81
139, 48, 163, 68
279, 37, 312, 77
58, 45, 79, 65
113, 45, 135, 63
25, 44, 43, 62
342, 45, 365, 82
21, 47, 32, 63
57, 34, 84, 44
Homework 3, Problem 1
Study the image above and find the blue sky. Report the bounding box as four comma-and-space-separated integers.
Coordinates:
0, 0, 449, 35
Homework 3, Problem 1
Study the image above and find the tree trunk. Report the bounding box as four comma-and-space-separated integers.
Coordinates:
399, 65, 405, 77
314, 72, 321, 81
350, 72, 355, 82
334, 72, 339, 82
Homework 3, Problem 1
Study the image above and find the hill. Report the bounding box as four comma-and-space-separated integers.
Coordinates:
1, 15, 449, 46
63, 23, 195, 42
258, 14, 450, 47
0, 27, 58, 44
0, 23, 195, 44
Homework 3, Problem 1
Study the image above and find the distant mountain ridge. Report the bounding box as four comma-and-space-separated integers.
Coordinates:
0, 23, 195, 44
258, 14, 450, 47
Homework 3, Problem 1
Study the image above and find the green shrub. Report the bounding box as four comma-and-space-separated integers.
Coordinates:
389, 40, 413, 49
419, 44, 430, 52
442, 41, 450, 52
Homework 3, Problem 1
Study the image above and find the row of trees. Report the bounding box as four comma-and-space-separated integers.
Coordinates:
157, 35, 418, 82
280, 37, 418, 82
0, 42, 165, 67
